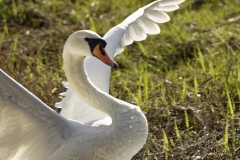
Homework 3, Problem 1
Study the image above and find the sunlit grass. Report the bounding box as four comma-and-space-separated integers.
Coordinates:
162, 128, 169, 160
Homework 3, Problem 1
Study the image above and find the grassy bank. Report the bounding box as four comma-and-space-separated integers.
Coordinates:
1, 0, 240, 159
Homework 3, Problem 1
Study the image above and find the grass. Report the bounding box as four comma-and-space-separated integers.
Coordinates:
1, 0, 240, 159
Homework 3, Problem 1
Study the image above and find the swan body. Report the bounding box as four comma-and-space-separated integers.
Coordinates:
0, 0, 184, 159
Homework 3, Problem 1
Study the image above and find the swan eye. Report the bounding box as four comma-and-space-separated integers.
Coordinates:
99, 44, 105, 56
100, 41, 107, 48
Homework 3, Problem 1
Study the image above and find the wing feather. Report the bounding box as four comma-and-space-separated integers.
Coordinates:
131, 22, 147, 41
144, 10, 170, 23
0, 69, 72, 160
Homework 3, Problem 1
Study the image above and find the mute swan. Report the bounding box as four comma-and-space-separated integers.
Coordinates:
0, 0, 184, 159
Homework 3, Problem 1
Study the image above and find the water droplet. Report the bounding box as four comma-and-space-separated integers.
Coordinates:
129, 140, 131, 143
130, 125, 132, 128
131, 117, 134, 119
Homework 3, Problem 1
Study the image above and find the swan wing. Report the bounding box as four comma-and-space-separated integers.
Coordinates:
57, 0, 184, 123
0, 69, 72, 160
104, 0, 185, 57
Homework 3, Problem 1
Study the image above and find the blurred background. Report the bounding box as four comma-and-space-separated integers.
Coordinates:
0, 0, 240, 159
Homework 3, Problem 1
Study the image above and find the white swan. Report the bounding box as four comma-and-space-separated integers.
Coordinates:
0, 0, 184, 159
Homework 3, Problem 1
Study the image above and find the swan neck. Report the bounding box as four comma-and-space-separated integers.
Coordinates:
63, 52, 148, 153
63, 54, 118, 117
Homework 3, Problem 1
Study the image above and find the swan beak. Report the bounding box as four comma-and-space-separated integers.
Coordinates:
93, 44, 118, 68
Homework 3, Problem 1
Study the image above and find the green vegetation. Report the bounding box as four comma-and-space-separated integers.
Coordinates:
1, 0, 240, 159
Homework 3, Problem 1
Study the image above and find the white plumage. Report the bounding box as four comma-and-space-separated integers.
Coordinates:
0, 0, 184, 159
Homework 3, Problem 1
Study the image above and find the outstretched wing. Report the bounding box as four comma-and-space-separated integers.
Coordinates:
0, 69, 72, 160
104, 0, 185, 57
58, 0, 184, 123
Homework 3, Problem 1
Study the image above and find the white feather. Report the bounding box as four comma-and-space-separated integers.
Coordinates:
144, 10, 170, 23
0, 70, 71, 160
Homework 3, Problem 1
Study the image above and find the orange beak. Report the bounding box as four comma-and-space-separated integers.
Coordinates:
93, 44, 118, 68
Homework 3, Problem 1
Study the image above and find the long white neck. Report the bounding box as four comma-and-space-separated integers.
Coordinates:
63, 53, 129, 125
63, 50, 148, 154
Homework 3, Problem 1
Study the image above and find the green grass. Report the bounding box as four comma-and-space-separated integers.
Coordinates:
1, 0, 240, 159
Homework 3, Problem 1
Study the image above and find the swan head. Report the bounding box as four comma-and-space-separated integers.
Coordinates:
63, 30, 117, 67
